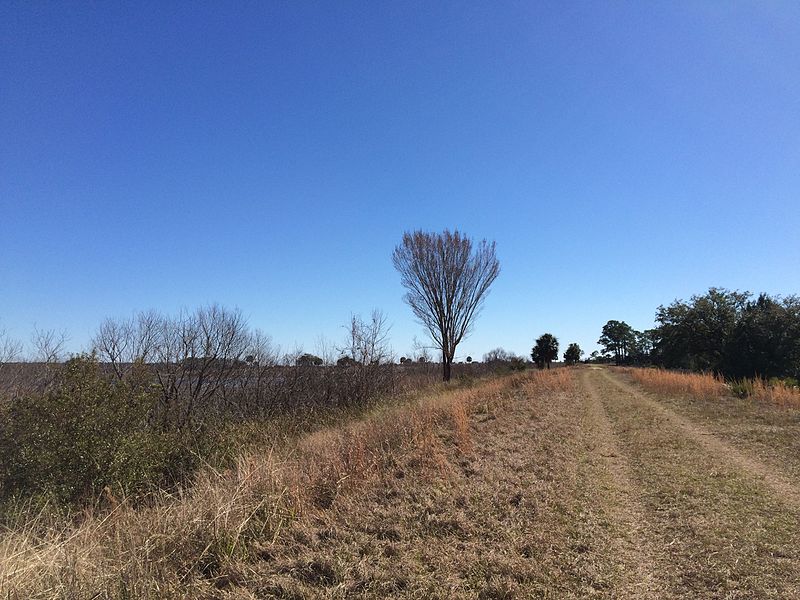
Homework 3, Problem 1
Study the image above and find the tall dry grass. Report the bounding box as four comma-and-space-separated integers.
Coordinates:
731, 377, 800, 409
621, 367, 726, 401
621, 367, 800, 408
0, 368, 573, 599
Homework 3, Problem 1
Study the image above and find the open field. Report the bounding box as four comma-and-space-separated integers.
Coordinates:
4, 366, 800, 598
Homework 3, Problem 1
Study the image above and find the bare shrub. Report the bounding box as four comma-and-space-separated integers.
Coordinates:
90, 306, 405, 430
30, 326, 68, 364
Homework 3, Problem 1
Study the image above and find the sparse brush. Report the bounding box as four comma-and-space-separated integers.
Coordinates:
0, 369, 575, 598
449, 398, 473, 452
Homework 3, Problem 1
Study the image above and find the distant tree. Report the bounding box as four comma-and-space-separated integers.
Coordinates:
508, 356, 528, 371
399, 356, 407, 364
0, 324, 21, 366
296, 353, 323, 367
630, 329, 658, 364
598, 320, 636, 365
393, 229, 500, 381
336, 355, 358, 367
653, 288, 749, 373
483, 347, 512, 363
338, 311, 392, 366
724, 294, 800, 380
417, 356, 427, 363
31, 326, 69, 364
466, 356, 472, 363
531, 334, 559, 369
563, 343, 583, 365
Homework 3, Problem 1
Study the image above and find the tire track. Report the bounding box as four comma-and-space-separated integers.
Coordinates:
599, 368, 800, 511
578, 369, 666, 599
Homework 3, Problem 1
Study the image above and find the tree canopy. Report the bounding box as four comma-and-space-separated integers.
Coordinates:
598, 320, 635, 365
599, 288, 800, 379
531, 333, 559, 369
564, 343, 583, 365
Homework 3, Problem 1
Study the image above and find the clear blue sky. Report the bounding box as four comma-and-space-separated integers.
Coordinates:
2, 1, 799, 361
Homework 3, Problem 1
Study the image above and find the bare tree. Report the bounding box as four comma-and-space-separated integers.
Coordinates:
339, 310, 392, 366
93, 310, 161, 379
336, 310, 394, 403
393, 229, 500, 381
0, 325, 22, 366
30, 326, 69, 363
0, 325, 23, 395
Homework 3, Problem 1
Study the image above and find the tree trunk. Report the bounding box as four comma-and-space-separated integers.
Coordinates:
442, 349, 452, 382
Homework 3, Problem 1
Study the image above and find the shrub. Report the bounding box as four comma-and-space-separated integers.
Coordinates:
508, 356, 528, 371
0, 355, 200, 506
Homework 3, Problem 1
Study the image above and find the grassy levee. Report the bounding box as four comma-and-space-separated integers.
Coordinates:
0, 369, 571, 598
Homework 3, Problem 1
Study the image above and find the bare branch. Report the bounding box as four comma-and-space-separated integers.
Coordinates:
30, 325, 69, 363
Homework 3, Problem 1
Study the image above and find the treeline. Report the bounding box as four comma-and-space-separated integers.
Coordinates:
597, 288, 800, 381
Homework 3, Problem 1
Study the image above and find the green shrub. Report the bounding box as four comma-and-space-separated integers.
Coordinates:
0, 355, 201, 506
768, 376, 799, 388
728, 379, 754, 399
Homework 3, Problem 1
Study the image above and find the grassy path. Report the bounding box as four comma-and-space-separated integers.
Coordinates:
229, 367, 800, 598
579, 369, 665, 598
598, 369, 800, 509
585, 367, 800, 598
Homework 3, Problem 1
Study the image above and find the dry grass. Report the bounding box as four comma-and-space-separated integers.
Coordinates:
735, 377, 800, 408
592, 371, 800, 597
0, 369, 571, 599
619, 367, 726, 401
620, 366, 800, 408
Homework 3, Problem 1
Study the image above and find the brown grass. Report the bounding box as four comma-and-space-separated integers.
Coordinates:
737, 377, 800, 408
592, 370, 800, 597
619, 366, 800, 408
619, 367, 726, 401
0, 369, 571, 598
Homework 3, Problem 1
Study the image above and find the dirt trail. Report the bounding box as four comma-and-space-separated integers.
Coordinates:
583, 366, 800, 598
577, 369, 665, 599
598, 368, 800, 510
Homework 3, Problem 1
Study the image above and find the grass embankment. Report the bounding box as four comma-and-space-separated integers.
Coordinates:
0, 369, 571, 598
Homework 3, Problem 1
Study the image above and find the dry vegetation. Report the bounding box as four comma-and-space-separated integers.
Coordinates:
7, 364, 800, 598
0, 369, 572, 598
614, 367, 800, 485
618, 367, 726, 401
590, 368, 800, 597
620, 366, 800, 407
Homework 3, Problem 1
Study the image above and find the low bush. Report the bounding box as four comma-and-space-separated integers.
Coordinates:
0, 355, 202, 506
